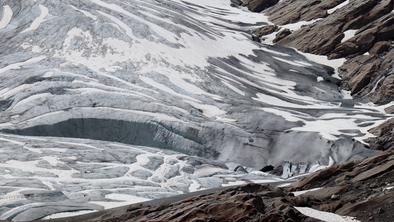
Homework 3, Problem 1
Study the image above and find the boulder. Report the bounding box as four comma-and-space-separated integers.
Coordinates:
338, 47, 394, 104
253, 25, 279, 38
369, 41, 392, 55
384, 105, 394, 114
273, 28, 291, 43
366, 118, 394, 151
245, 0, 279, 12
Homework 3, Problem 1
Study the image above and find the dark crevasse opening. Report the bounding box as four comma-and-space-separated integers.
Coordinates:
2, 118, 219, 158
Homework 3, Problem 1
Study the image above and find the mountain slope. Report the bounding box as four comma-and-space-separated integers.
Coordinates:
0, 0, 392, 220
243, 0, 394, 105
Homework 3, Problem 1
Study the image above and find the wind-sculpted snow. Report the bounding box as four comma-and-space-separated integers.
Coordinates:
0, 0, 391, 220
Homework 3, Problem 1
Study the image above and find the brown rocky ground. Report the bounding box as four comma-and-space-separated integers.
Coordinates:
366, 118, 394, 151
48, 185, 308, 222
291, 147, 394, 222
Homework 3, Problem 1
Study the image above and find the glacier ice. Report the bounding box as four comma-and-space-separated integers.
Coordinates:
0, 0, 390, 220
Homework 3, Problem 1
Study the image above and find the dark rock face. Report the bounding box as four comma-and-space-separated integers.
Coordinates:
272, 0, 393, 54
242, 0, 280, 12
273, 28, 291, 43
291, 148, 394, 222
253, 25, 279, 38
339, 55, 381, 95
385, 105, 394, 113
275, 0, 389, 54
266, 0, 346, 25
370, 41, 392, 55
366, 118, 394, 151
338, 47, 394, 104
330, 13, 394, 59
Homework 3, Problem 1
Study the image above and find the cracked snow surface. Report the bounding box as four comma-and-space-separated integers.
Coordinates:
0, 0, 391, 220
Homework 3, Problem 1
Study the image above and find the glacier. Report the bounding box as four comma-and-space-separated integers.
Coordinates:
0, 0, 391, 220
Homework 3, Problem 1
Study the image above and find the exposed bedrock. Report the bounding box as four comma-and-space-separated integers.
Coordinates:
291, 147, 394, 222
240, 0, 280, 12
338, 48, 394, 104
270, 0, 394, 56
366, 117, 394, 151
266, 0, 347, 25
253, 25, 279, 38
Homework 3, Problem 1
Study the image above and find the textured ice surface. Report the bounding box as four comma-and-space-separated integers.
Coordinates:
0, 0, 391, 220
0, 134, 282, 221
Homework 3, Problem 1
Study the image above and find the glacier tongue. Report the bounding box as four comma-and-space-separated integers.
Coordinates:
0, 0, 390, 220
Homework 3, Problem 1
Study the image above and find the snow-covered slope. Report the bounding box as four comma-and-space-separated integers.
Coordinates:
0, 0, 391, 220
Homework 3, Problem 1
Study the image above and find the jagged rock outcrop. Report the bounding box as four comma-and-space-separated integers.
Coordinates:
253, 25, 279, 38
273, 0, 393, 56
241, 0, 280, 12
329, 13, 394, 59
366, 118, 394, 151
291, 147, 394, 222
266, 0, 346, 25
273, 28, 291, 43
338, 48, 394, 103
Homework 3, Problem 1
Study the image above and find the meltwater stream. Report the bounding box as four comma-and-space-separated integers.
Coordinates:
0, 0, 391, 220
